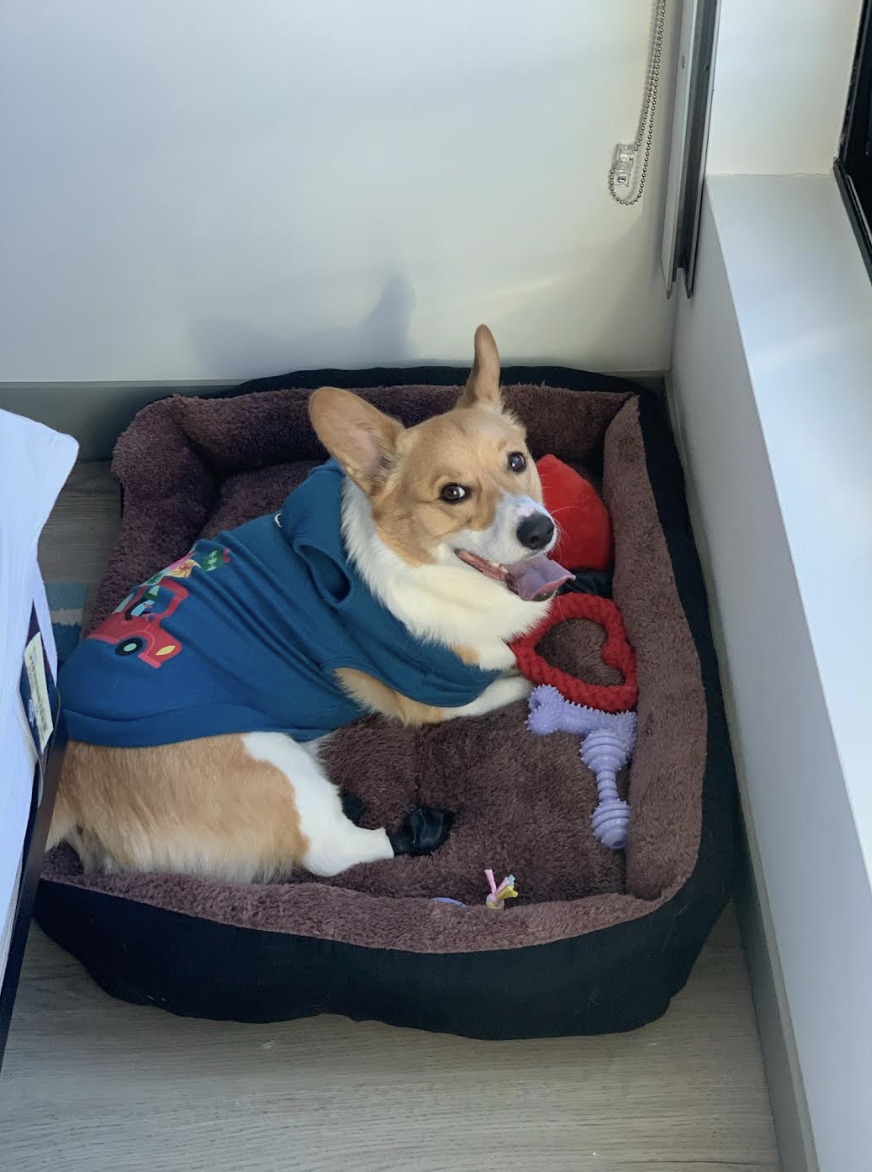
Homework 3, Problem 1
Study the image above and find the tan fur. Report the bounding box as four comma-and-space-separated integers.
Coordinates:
456, 323, 503, 411
310, 327, 543, 568
51, 736, 308, 882
452, 644, 479, 665
335, 668, 446, 725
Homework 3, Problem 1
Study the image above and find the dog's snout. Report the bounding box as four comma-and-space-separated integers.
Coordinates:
516, 513, 554, 552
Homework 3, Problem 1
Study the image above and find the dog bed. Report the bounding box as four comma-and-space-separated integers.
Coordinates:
36, 366, 736, 1038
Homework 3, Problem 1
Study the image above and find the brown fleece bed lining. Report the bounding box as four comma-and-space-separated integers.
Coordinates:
44, 387, 706, 955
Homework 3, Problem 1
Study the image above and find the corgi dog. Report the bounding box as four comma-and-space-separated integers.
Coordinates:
49, 326, 570, 883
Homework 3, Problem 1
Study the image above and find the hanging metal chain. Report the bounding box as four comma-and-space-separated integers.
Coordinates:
608, 0, 668, 206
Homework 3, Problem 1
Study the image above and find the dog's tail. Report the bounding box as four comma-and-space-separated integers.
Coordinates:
46, 781, 75, 851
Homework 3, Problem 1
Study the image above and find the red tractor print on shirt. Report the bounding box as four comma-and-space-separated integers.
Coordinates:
87, 545, 231, 668
89, 579, 188, 667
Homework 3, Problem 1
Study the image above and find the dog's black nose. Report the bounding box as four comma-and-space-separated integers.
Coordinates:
516, 512, 555, 551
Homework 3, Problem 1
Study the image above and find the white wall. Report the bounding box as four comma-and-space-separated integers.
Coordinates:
707, 0, 862, 175
0, 0, 678, 383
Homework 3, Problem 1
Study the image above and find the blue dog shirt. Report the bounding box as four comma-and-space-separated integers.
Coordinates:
59, 460, 501, 748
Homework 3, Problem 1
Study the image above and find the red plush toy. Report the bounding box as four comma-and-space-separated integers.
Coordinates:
537, 454, 612, 571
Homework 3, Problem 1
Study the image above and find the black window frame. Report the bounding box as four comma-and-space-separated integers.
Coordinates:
836, 0, 872, 280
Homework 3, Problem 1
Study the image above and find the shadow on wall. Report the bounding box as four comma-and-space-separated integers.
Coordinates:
189, 274, 416, 376
188, 211, 663, 379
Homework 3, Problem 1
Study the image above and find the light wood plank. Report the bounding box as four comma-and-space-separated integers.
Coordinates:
0, 910, 778, 1172
38, 461, 120, 585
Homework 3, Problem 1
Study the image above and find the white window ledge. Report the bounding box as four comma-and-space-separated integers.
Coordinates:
672, 172, 872, 1172
706, 173, 872, 868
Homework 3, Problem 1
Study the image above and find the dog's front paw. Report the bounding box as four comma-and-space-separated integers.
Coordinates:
389, 806, 453, 857
445, 674, 533, 721
486, 675, 533, 709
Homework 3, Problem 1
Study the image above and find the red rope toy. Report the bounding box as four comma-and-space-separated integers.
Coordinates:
510, 593, 638, 714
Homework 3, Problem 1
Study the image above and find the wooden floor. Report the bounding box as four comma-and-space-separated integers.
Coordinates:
0, 463, 781, 1172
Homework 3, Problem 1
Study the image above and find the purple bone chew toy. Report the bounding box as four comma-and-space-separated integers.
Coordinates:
527, 685, 636, 849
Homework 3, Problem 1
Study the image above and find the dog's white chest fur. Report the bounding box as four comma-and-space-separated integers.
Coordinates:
341, 480, 547, 670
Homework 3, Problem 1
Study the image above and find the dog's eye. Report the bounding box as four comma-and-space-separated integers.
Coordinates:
439, 483, 468, 504
507, 451, 527, 473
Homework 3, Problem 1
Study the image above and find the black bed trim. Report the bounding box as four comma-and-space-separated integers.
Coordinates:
35, 372, 736, 1039
238, 363, 638, 397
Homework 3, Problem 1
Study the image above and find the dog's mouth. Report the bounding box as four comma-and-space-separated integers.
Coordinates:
454, 549, 573, 602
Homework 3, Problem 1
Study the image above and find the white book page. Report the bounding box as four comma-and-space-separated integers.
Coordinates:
0, 410, 77, 989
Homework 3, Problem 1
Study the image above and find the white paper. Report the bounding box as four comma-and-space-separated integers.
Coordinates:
0, 409, 78, 989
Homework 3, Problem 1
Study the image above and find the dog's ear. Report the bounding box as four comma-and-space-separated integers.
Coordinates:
309, 387, 404, 493
457, 324, 502, 411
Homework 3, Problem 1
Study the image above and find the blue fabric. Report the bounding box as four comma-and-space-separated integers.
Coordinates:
46, 581, 87, 667
46, 582, 89, 610
59, 460, 500, 748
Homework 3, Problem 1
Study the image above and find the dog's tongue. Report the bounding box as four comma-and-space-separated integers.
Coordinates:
505, 554, 573, 602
